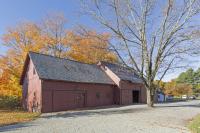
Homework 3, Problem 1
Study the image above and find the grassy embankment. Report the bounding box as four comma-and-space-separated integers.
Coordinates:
188, 114, 200, 133
0, 109, 40, 126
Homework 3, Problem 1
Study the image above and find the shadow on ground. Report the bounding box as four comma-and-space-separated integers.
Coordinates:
155, 103, 200, 108
41, 101, 200, 119
0, 123, 36, 132
41, 107, 150, 119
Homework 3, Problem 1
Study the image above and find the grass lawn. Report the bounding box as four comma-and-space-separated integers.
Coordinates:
0, 109, 40, 127
188, 114, 200, 133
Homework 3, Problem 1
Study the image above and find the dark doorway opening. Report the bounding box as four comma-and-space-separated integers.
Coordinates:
132, 90, 139, 103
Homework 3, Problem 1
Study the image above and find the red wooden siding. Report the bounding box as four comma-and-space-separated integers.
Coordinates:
41, 80, 115, 112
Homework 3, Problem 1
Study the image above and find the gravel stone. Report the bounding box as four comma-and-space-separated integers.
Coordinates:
0, 100, 200, 133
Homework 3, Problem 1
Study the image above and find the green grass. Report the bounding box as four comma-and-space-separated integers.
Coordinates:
0, 109, 40, 126
188, 114, 200, 133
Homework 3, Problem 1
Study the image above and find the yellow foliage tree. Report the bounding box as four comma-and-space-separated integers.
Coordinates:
161, 80, 192, 96
0, 22, 43, 98
67, 30, 118, 64
164, 80, 177, 95
40, 13, 70, 58
174, 83, 193, 96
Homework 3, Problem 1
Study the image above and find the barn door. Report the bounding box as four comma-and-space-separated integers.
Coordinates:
132, 90, 139, 103
75, 93, 85, 108
42, 90, 53, 112
53, 90, 85, 112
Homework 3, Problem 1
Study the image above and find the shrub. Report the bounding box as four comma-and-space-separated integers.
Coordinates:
0, 95, 21, 109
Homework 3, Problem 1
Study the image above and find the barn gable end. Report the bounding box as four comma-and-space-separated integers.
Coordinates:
21, 55, 42, 112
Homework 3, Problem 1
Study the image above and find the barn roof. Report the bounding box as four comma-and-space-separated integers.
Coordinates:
100, 61, 143, 83
21, 52, 114, 85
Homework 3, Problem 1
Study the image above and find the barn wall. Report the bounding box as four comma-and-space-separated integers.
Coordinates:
22, 59, 42, 112
113, 86, 120, 104
41, 80, 115, 113
98, 62, 147, 105
119, 81, 146, 105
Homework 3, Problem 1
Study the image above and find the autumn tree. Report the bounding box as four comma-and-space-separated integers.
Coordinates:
154, 80, 166, 92
164, 80, 176, 95
40, 13, 70, 58
164, 80, 192, 96
2, 22, 43, 61
39, 13, 118, 63
82, 0, 200, 106
67, 27, 118, 64
0, 22, 43, 98
175, 83, 193, 96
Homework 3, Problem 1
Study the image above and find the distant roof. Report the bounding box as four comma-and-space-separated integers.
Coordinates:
21, 52, 114, 85
100, 61, 143, 83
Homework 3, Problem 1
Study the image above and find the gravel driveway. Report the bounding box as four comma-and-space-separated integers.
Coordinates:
1, 100, 200, 133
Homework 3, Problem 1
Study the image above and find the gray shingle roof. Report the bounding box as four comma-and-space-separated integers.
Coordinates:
29, 52, 114, 85
100, 61, 143, 83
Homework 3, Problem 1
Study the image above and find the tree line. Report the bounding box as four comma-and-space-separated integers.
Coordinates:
156, 68, 200, 96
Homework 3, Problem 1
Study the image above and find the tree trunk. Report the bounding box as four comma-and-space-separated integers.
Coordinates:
146, 87, 154, 107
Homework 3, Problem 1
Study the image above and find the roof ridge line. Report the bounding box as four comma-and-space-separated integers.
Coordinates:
29, 51, 98, 66
100, 61, 135, 71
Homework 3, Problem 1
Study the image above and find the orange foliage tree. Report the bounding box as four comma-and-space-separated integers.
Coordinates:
67, 29, 118, 64
0, 22, 43, 98
158, 80, 193, 96
40, 13, 70, 58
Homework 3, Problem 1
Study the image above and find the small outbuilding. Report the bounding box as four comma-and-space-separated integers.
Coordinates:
154, 90, 165, 103
20, 52, 146, 113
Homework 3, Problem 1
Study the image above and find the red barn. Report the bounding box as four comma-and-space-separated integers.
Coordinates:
20, 52, 146, 113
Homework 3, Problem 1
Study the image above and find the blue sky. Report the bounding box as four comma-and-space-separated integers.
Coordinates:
0, 0, 200, 81
0, 0, 100, 53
